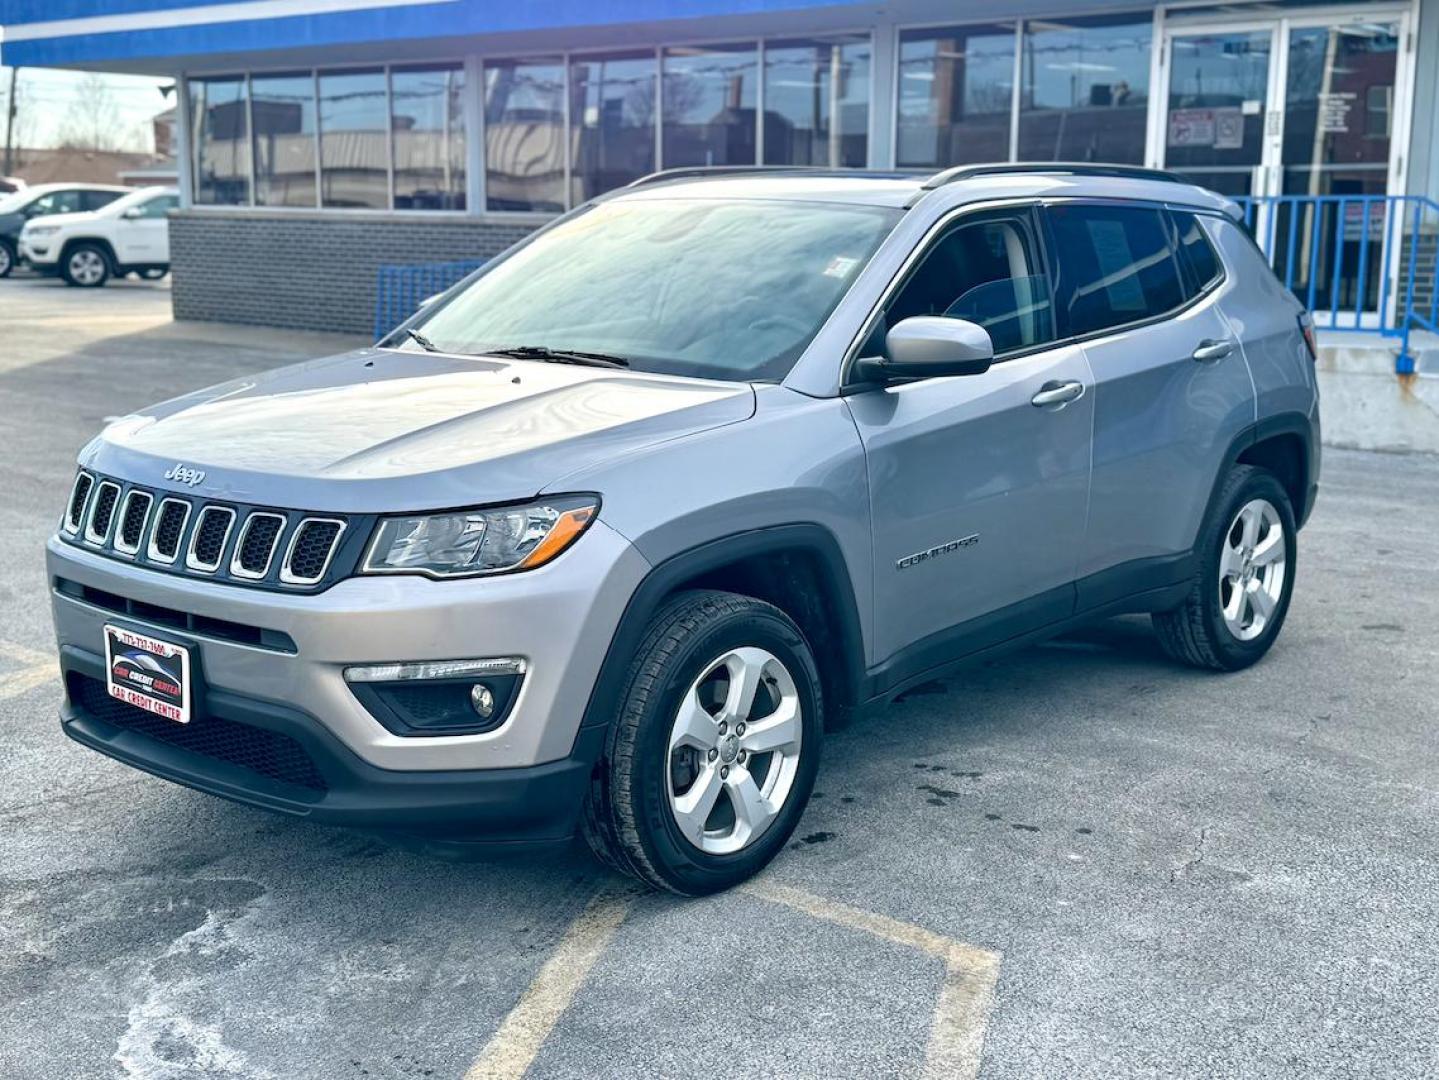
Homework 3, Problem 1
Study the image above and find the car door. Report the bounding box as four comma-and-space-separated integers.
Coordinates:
24, 188, 84, 221
1044, 201, 1255, 609
845, 205, 1094, 676
114, 193, 176, 264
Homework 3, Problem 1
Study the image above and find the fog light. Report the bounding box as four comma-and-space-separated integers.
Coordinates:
470, 683, 496, 719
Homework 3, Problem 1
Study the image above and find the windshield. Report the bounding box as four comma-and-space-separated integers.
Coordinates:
101, 187, 169, 216
406, 197, 901, 382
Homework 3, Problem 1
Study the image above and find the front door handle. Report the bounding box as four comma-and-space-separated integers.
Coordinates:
1192, 339, 1233, 363
1031, 380, 1086, 408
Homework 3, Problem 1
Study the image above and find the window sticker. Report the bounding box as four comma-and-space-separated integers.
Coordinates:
824, 255, 861, 279
1085, 219, 1146, 313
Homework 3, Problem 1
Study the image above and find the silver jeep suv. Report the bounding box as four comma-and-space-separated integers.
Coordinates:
49, 164, 1319, 894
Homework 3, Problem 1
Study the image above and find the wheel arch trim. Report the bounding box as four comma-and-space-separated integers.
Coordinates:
573, 523, 867, 749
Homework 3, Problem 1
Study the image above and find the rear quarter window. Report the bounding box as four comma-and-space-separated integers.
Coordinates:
1171, 210, 1224, 297
1046, 203, 1187, 337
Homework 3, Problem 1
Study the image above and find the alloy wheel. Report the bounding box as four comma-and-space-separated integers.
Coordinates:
666, 646, 803, 856
1218, 498, 1287, 641
69, 249, 106, 286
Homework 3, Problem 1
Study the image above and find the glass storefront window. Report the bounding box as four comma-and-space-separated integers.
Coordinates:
190, 77, 250, 205
1165, 31, 1271, 196
570, 52, 656, 203
485, 58, 567, 213
662, 43, 758, 168
392, 65, 466, 210
318, 69, 389, 209
250, 73, 316, 207
1019, 15, 1151, 164
896, 24, 1015, 168
763, 35, 870, 168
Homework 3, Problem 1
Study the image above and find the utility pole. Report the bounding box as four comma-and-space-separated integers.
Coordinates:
3, 67, 18, 176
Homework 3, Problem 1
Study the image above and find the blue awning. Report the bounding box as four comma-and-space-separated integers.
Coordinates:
0, 0, 868, 70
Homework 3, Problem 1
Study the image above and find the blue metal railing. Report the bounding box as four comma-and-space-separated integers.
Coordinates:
373, 259, 485, 340
1231, 194, 1439, 373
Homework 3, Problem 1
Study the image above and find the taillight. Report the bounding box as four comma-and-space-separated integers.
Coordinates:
1298, 313, 1317, 361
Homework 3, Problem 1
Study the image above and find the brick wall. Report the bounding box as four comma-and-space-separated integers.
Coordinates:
170, 210, 545, 335
1402, 232, 1439, 319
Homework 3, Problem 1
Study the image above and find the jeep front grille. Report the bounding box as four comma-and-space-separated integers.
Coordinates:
115, 490, 153, 555
65, 472, 94, 533
58, 469, 360, 592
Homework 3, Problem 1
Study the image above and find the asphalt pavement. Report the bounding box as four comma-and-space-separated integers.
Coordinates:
2, 276, 1437, 1079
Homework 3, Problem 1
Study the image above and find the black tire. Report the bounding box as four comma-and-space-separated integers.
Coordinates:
61, 243, 111, 288
141, 267, 168, 280
581, 590, 823, 895
1153, 465, 1298, 671
0, 239, 14, 278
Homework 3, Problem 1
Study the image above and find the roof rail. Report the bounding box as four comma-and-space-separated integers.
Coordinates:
920, 162, 1186, 191
626, 165, 814, 189
625, 165, 929, 189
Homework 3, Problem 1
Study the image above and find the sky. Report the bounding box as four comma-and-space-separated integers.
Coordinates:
0, 65, 173, 153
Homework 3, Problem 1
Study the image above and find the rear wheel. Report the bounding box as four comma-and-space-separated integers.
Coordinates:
1153, 465, 1297, 671
62, 244, 110, 287
0, 239, 14, 278
581, 590, 822, 895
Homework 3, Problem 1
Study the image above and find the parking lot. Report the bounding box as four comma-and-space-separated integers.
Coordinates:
2, 279, 1438, 1079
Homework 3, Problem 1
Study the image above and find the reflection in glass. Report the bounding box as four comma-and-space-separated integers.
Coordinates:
319, 69, 389, 209
763, 36, 870, 167
485, 58, 566, 212
251, 74, 316, 207
393, 66, 466, 210
570, 52, 656, 202
191, 78, 250, 205
662, 44, 758, 168
1165, 31, 1271, 195
1274, 24, 1400, 315
1019, 15, 1150, 163
897, 24, 1015, 168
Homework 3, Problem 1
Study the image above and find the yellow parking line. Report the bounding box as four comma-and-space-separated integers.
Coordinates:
743, 879, 1002, 1080
0, 642, 59, 702
464, 888, 634, 1080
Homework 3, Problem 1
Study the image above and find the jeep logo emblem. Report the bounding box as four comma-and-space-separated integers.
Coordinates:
163, 463, 206, 487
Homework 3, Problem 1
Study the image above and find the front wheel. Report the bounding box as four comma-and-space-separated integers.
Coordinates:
581, 590, 823, 895
1153, 465, 1297, 671
62, 244, 110, 287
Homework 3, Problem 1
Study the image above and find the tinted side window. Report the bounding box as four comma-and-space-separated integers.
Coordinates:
134, 195, 178, 219
1172, 211, 1223, 297
1047, 204, 1186, 336
83, 190, 123, 211
885, 210, 1055, 355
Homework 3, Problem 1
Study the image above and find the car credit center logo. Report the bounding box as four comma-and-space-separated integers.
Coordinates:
163, 463, 206, 487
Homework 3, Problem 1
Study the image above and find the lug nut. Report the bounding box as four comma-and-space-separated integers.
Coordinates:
738, 750, 748, 764
718, 721, 728, 735
708, 748, 718, 761
736, 722, 746, 736
721, 766, 729, 779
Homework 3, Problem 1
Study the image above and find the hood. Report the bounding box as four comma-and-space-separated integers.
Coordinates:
20, 209, 97, 232
83, 349, 756, 512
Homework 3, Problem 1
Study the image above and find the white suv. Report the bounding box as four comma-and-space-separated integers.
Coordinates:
20, 186, 178, 287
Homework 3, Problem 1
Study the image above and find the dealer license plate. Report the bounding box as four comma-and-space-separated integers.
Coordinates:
103, 624, 191, 724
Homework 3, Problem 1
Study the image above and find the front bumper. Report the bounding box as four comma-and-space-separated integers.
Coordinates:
18, 237, 56, 267
49, 520, 649, 773
61, 645, 604, 843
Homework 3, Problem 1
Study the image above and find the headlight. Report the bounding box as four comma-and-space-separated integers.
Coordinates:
24, 225, 58, 237
362, 496, 598, 578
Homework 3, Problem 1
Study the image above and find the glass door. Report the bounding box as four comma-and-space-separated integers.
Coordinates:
1161, 26, 1281, 197
1273, 16, 1405, 323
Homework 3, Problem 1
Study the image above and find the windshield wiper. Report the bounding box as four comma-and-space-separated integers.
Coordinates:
486, 345, 630, 369
402, 327, 442, 353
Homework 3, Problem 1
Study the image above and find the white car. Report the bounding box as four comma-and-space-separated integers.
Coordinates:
19, 186, 179, 287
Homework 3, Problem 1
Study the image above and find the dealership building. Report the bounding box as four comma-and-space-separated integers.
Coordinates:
0, 0, 1430, 336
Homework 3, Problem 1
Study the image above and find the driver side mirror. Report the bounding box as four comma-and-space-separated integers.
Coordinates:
122, 207, 145, 220
853, 316, 994, 384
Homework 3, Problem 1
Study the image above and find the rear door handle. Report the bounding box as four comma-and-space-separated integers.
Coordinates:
1031, 380, 1086, 408
1192, 339, 1233, 363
